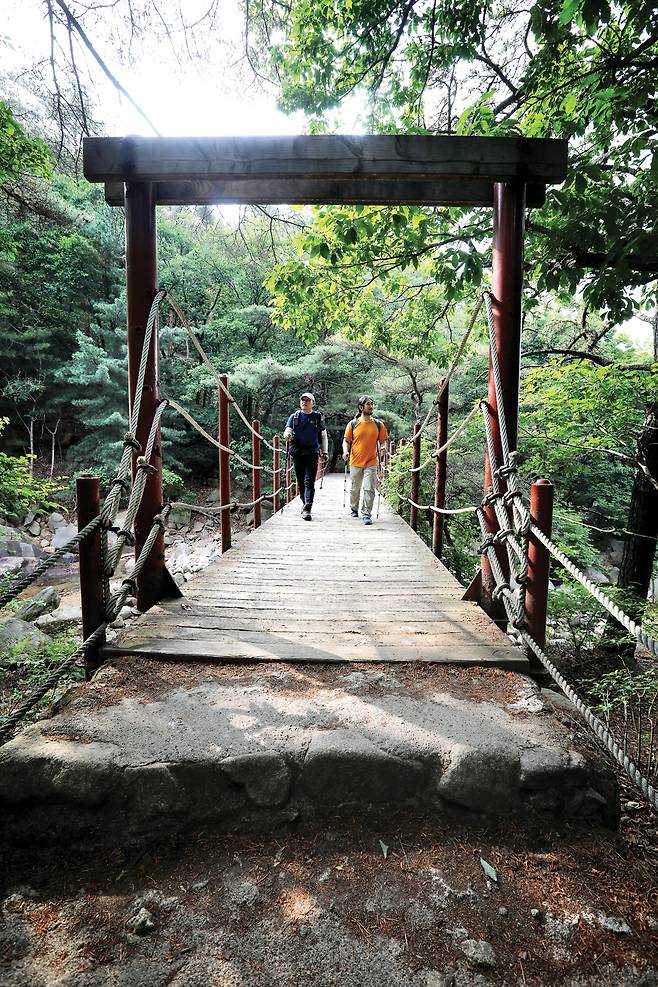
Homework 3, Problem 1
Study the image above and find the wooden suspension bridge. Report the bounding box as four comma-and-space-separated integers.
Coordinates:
103, 475, 526, 670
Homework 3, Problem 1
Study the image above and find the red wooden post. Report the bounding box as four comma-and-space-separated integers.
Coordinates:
526, 479, 554, 658
432, 379, 449, 558
409, 422, 421, 531
218, 374, 231, 553
273, 436, 281, 513
76, 474, 105, 677
125, 181, 165, 612
252, 419, 261, 530
286, 450, 292, 503
480, 180, 526, 623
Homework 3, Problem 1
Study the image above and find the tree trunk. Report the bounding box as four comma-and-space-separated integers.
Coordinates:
604, 401, 658, 659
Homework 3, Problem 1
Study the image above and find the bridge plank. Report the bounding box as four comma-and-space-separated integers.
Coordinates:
105, 476, 526, 670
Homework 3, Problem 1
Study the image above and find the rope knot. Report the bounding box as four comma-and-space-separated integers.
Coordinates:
136, 457, 157, 476
151, 513, 167, 530
495, 463, 516, 480
479, 535, 496, 552
121, 577, 138, 597
115, 527, 136, 546
123, 432, 142, 453
492, 582, 511, 601
110, 476, 131, 494
493, 527, 514, 544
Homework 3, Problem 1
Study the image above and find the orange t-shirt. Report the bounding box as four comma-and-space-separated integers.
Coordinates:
344, 417, 389, 468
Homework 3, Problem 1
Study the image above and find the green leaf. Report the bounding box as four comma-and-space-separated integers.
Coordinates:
379, 840, 389, 859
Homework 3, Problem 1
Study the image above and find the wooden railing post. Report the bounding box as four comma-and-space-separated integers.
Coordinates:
76, 474, 105, 678
432, 379, 449, 558
480, 181, 526, 625
273, 435, 281, 513
125, 180, 165, 611
252, 419, 261, 530
526, 479, 554, 662
409, 422, 421, 531
218, 374, 231, 553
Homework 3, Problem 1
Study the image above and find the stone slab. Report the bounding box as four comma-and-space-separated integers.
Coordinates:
0, 659, 618, 843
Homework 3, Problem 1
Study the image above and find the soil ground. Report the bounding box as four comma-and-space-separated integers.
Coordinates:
1, 807, 657, 987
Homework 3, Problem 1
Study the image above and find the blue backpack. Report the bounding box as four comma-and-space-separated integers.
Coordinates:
291, 410, 325, 450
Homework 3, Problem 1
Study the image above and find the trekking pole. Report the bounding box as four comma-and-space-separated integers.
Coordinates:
343, 458, 348, 508
319, 453, 327, 490
376, 457, 382, 520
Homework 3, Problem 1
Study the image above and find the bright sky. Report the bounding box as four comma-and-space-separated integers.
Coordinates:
4, 0, 363, 138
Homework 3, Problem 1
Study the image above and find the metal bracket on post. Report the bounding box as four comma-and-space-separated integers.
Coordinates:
432, 378, 449, 558
76, 474, 105, 678
252, 419, 261, 529
218, 374, 232, 553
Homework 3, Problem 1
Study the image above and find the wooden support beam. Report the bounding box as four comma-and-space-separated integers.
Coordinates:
85, 135, 567, 185
104, 177, 547, 208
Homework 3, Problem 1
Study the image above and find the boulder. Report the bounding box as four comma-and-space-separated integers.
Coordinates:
47, 512, 66, 533
52, 524, 79, 551
25, 520, 41, 538
14, 587, 60, 622
35, 605, 82, 632
0, 619, 50, 653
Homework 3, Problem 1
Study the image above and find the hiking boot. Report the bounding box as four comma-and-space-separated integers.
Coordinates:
362, 514, 373, 525
302, 508, 312, 521
350, 508, 358, 518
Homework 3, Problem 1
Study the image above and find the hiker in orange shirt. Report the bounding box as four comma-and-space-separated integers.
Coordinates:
342, 395, 389, 525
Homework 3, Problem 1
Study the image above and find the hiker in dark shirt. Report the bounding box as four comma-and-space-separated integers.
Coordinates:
284, 392, 328, 521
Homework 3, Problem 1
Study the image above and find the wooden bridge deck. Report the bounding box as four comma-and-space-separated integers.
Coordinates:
103, 475, 527, 669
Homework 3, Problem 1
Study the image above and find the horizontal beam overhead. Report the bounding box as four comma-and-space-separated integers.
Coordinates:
104, 178, 546, 208
85, 135, 567, 187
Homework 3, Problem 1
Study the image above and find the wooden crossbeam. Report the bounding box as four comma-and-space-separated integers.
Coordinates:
85, 135, 567, 186
104, 177, 546, 208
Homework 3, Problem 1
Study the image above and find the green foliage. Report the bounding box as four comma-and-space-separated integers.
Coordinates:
248, 0, 658, 325
547, 582, 607, 657
0, 627, 83, 727
521, 360, 658, 525
0, 101, 52, 188
0, 419, 63, 517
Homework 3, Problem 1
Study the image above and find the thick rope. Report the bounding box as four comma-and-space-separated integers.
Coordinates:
413, 295, 485, 441
398, 495, 479, 516
0, 508, 169, 746
530, 523, 658, 659
0, 515, 104, 612
165, 294, 276, 451
166, 397, 275, 474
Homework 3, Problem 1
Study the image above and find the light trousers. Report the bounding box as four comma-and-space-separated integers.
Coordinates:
350, 465, 377, 516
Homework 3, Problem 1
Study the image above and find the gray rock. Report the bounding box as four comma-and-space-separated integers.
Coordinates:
52, 523, 78, 550
221, 752, 291, 807
0, 538, 37, 558
47, 512, 66, 532
531, 908, 541, 919
460, 939, 496, 967
498, 907, 508, 916
14, 587, 60, 622
0, 619, 50, 653
437, 744, 519, 813
519, 748, 587, 791
596, 912, 632, 935
35, 605, 82, 631
423, 972, 454, 987
583, 566, 611, 585
125, 906, 155, 934
300, 728, 426, 805
25, 520, 41, 537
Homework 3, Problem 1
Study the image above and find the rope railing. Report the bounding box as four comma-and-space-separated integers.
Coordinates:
387, 287, 658, 811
